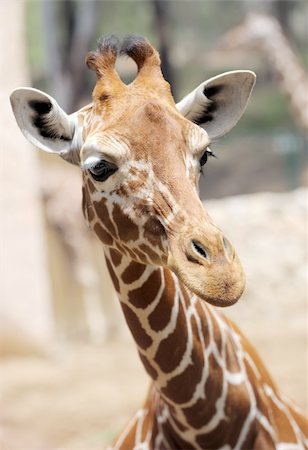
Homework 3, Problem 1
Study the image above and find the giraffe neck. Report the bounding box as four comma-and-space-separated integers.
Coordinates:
258, 24, 308, 132
104, 248, 259, 448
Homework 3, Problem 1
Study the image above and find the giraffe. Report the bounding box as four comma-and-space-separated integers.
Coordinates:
10, 35, 308, 449
213, 12, 308, 133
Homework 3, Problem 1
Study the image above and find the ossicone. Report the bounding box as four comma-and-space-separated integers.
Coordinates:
85, 34, 120, 79
85, 34, 169, 98
120, 34, 161, 71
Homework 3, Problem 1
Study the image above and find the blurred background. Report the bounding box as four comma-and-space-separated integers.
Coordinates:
0, 0, 307, 449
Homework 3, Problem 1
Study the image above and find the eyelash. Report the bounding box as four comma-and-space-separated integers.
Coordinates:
199, 148, 216, 173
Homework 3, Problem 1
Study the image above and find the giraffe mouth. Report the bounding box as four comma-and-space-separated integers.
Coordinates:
167, 234, 246, 307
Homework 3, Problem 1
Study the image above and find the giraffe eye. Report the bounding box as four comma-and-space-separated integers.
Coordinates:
199, 148, 216, 167
200, 151, 208, 166
89, 160, 118, 182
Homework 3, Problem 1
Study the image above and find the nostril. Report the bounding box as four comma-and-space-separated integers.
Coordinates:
223, 236, 229, 251
222, 236, 234, 260
192, 240, 208, 260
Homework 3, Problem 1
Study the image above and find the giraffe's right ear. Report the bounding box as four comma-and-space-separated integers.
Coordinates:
10, 88, 81, 165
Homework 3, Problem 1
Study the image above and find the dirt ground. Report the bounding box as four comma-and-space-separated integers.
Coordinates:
0, 340, 149, 450
0, 189, 307, 450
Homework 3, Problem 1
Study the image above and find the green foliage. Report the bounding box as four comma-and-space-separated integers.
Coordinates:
25, 0, 306, 137
95, 1, 154, 42
235, 83, 295, 136
26, 1, 45, 73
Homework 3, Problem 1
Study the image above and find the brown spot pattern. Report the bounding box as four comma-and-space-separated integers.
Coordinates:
253, 426, 276, 449
128, 270, 161, 309
94, 198, 117, 236
148, 270, 175, 332
195, 421, 229, 449
121, 303, 152, 350
93, 223, 113, 245
122, 261, 146, 284
224, 382, 254, 448
82, 186, 95, 222
87, 178, 96, 193
114, 185, 129, 198
154, 300, 188, 373
161, 419, 192, 450
125, 246, 140, 260
126, 169, 148, 191
144, 216, 166, 251
225, 336, 241, 373
190, 315, 201, 345
183, 398, 208, 431
195, 302, 210, 349
105, 257, 120, 293
170, 415, 188, 433
132, 247, 149, 264
116, 242, 127, 256
210, 310, 223, 355
112, 203, 139, 242
109, 248, 122, 267
266, 395, 298, 442
183, 353, 223, 428
139, 243, 160, 263
139, 352, 158, 380
162, 342, 203, 404
193, 380, 255, 449
87, 205, 95, 223
180, 284, 192, 310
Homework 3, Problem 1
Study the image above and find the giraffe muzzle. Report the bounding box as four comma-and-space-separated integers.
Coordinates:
167, 232, 246, 307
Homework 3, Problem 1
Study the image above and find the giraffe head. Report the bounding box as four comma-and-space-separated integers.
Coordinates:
10, 35, 255, 307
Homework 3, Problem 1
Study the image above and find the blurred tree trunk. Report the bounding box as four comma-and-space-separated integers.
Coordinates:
151, 0, 176, 97
0, 0, 53, 346
42, 0, 100, 112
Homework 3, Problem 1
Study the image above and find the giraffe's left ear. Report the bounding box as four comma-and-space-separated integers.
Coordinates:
10, 88, 81, 165
176, 70, 256, 139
